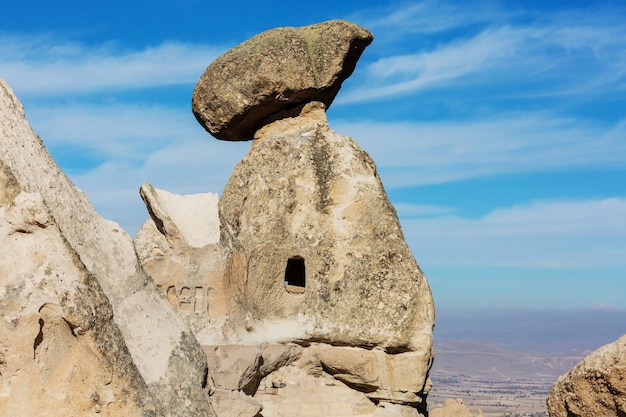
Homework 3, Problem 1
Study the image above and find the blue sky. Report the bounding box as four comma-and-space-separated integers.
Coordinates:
1, 0, 624, 312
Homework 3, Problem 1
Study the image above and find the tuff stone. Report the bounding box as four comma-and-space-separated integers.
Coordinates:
137, 101, 435, 416
192, 20, 373, 140
547, 334, 626, 417
0, 79, 215, 417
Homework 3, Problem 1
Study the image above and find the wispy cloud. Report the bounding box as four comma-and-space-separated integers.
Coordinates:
71, 137, 249, 234
341, 2, 626, 103
336, 116, 626, 188
404, 198, 626, 268
0, 34, 223, 95
351, 0, 511, 35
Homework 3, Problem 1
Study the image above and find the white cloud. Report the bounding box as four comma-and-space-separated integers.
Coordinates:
342, 26, 523, 102
403, 198, 626, 268
26, 103, 202, 159
352, 0, 510, 35
335, 116, 626, 188
70, 138, 249, 235
340, 3, 626, 103
0, 34, 224, 96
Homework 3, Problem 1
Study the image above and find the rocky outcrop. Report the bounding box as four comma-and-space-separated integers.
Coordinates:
136, 101, 435, 416
0, 79, 214, 416
0, 161, 155, 416
1, 16, 434, 417
137, 19, 434, 417
218, 102, 434, 355
192, 20, 373, 140
547, 334, 626, 417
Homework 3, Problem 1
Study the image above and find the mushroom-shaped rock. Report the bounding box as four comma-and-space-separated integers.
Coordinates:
192, 19, 373, 141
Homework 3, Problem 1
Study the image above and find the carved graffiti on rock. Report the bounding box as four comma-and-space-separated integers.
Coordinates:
156, 285, 208, 314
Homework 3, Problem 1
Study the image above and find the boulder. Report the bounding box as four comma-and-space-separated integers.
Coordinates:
0, 79, 214, 416
547, 334, 626, 417
192, 20, 373, 140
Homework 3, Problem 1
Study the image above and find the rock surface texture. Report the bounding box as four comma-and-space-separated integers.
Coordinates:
136, 101, 435, 416
1, 17, 435, 417
192, 20, 373, 140
547, 334, 626, 417
0, 79, 214, 416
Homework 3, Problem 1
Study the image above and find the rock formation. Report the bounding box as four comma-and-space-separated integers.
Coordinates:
137, 20, 435, 417
547, 334, 626, 417
192, 20, 373, 140
0, 79, 214, 416
1, 18, 435, 417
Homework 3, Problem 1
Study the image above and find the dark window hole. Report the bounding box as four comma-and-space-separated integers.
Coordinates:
284, 256, 305, 293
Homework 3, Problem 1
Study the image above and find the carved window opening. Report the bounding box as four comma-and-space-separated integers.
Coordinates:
284, 256, 305, 294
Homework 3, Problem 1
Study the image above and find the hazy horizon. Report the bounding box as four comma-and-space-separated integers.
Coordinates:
434, 307, 626, 354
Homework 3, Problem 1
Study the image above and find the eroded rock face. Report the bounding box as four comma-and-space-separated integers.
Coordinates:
547, 334, 626, 417
0, 160, 154, 415
135, 103, 435, 416
192, 20, 373, 140
0, 79, 214, 417
219, 102, 434, 354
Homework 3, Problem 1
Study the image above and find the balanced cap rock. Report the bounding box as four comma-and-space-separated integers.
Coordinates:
192, 20, 373, 140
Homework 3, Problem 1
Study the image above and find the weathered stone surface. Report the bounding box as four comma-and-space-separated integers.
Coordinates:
0, 79, 214, 416
135, 184, 228, 330
136, 101, 434, 415
0, 161, 154, 415
547, 334, 626, 417
211, 389, 262, 417
219, 102, 434, 353
430, 399, 483, 417
217, 102, 434, 412
192, 20, 373, 140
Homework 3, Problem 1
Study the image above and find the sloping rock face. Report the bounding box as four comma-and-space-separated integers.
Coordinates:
192, 20, 373, 140
547, 334, 626, 417
0, 79, 214, 416
0, 161, 154, 416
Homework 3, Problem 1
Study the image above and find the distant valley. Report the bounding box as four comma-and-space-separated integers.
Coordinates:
427, 308, 626, 416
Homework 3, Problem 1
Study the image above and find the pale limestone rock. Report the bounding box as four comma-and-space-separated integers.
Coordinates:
211, 390, 262, 417
0, 161, 154, 416
136, 101, 435, 416
253, 364, 422, 417
202, 344, 303, 394
0, 79, 214, 416
547, 334, 626, 417
134, 184, 228, 329
192, 20, 373, 140
219, 102, 434, 354
139, 183, 220, 248
430, 399, 483, 417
